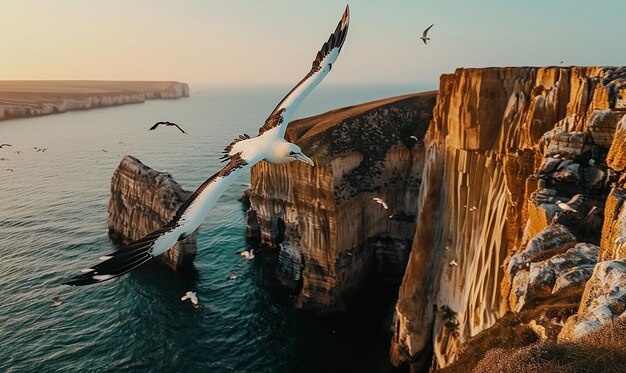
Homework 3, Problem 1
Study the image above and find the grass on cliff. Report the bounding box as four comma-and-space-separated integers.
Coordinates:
439, 303, 626, 373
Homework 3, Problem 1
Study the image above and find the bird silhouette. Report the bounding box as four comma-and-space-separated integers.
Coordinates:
149, 121, 187, 134
0, 143, 12, 148
420, 24, 434, 44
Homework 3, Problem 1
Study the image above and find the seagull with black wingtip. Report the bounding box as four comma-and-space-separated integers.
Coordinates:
63, 5, 351, 286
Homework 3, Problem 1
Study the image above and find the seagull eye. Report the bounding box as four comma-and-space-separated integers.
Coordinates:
289, 151, 295, 155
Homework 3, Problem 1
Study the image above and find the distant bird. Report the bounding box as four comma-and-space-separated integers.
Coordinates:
149, 121, 187, 134
13, 150, 21, 155
419, 24, 434, 45
51, 297, 63, 307
239, 249, 255, 260
410, 136, 419, 141
469, 206, 477, 212
0, 143, 11, 148
0, 158, 9, 161
228, 273, 238, 280
449, 259, 458, 267
559, 61, 564, 65
6, 168, 14, 172
556, 200, 577, 213
62, 5, 350, 286
101, 149, 108, 153
372, 197, 389, 210
181, 291, 199, 308
34, 147, 46, 152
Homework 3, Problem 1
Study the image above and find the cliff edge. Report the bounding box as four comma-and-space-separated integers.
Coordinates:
390, 66, 626, 370
247, 92, 436, 312
0, 80, 189, 121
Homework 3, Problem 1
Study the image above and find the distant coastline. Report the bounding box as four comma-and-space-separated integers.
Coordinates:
0, 80, 189, 121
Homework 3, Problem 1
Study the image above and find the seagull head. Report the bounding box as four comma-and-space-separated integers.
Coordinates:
275, 142, 314, 166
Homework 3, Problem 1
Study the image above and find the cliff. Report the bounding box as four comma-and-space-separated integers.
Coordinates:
108, 155, 197, 270
0, 80, 189, 121
246, 92, 436, 312
390, 66, 626, 370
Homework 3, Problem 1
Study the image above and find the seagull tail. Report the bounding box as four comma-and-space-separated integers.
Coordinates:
62, 239, 156, 286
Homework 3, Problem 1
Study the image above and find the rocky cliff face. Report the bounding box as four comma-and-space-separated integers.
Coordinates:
246, 92, 436, 312
0, 81, 189, 121
108, 155, 197, 270
390, 66, 626, 370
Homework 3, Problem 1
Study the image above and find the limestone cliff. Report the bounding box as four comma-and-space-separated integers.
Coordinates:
0, 81, 189, 121
108, 155, 197, 270
390, 66, 626, 370
246, 92, 436, 312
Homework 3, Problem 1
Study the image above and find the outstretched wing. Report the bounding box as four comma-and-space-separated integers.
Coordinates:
172, 123, 187, 134
258, 5, 350, 138
422, 24, 434, 37
148, 122, 162, 131
63, 155, 253, 286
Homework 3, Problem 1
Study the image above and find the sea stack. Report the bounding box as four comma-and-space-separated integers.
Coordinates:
108, 155, 197, 270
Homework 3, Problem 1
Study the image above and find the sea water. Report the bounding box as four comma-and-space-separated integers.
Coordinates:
0, 83, 433, 372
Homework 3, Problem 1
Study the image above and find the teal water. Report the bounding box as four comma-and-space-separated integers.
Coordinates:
0, 83, 433, 372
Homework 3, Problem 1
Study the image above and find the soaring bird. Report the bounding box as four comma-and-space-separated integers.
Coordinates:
0, 143, 11, 148
149, 121, 187, 134
420, 24, 434, 45
556, 200, 577, 213
63, 5, 350, 286
239, 249, 255, 260
181, 291, 199, 308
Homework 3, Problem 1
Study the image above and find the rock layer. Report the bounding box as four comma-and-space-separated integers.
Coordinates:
390, 66, 626, 369
247, 92, 436, 312
108, 155, 197, 270
0, 80, 189, 121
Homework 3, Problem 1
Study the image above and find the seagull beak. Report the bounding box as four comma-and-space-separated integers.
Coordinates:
294, 152, 314, 166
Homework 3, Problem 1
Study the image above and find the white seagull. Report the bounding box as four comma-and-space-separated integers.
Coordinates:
63, 5, 350, 286
372, 197, 389, 210
181, 291, 199, 308
239, 249, 255, 260
420, 24, 434, 45
555, 200, 577, 213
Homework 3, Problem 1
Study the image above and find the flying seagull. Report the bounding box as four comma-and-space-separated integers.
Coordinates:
373, 197, 394, 219
149, 121, 187, 134
556, 200, 577, 213
181, 291, 199, 308
239, 249, 255, 260
420, 24, 434, 45
63, 5, 350, 286
0, 143, 11, 148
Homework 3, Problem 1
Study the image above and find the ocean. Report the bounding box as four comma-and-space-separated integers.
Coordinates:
0, 82, 433, 372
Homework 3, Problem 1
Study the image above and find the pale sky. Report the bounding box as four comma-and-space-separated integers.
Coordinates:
1, 0, 625, 86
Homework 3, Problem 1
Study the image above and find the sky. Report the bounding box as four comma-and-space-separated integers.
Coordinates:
1, 0, 625, 87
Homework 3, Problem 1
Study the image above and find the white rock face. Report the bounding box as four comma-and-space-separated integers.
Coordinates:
559, 260, 626, 340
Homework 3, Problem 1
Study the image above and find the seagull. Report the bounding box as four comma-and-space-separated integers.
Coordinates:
228, 273, 238, 280
449, 259, 458, 267
34, 147, 46, 152
51, 297, 63, 307
181, 291, 199, 308
556, 200, 577, 213
410, 136, 419, 141
419, 24, 434, 45
62, 5, 350, 286
149, 121, 187, 134
239, 249, 255, 260
372, 197, 389, 210
0, 143, 11, 148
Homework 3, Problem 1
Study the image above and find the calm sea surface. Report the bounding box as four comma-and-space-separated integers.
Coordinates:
0, 83, 433, 372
